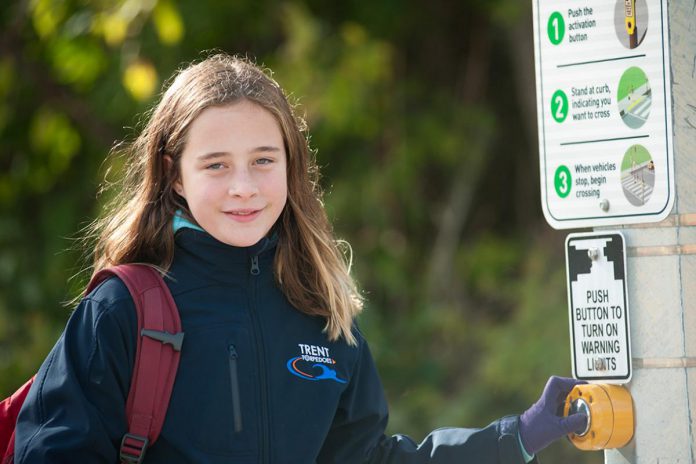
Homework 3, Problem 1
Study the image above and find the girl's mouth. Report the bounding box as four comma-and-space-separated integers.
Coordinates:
224, 209, 262, 223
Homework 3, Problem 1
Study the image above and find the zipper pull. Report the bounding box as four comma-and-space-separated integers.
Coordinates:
228, 345, 243, 432
250, 255, 260, 275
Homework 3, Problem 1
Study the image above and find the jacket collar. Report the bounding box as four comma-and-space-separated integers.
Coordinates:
173, 226, 279, 278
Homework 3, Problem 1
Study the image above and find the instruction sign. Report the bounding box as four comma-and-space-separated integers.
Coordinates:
566, 231, 631, 382
532, 0, 674, 229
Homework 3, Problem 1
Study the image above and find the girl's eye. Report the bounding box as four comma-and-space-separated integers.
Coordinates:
255, 158, 274, 166
206, 163, 224, 170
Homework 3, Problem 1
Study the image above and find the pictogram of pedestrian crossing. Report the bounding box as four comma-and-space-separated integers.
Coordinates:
618, 83, 652, 129
626, 95, 651, 122
621, 164, 654, 206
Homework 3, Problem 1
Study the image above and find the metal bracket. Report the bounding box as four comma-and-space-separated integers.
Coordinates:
141, 329, 184, 352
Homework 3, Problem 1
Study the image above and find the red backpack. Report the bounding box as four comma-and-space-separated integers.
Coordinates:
0, 264, 184, 464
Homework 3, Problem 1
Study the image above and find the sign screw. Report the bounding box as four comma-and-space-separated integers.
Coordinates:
600, 199, 610, 212
588, 248, 599, 261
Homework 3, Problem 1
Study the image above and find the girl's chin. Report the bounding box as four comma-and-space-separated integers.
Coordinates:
210, 229, 270, 248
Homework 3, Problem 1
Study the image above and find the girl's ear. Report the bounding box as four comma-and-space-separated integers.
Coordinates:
164, 154, 185, 198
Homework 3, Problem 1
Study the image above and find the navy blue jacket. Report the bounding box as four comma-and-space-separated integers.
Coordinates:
15, 228, 532, 463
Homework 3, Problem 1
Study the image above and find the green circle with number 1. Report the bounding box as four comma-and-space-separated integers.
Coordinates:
554, 165, 572, 198
551, 89, 568, 123
547, 12, 565, 45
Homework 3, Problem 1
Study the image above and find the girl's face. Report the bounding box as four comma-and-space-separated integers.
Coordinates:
174, 100, 288, 247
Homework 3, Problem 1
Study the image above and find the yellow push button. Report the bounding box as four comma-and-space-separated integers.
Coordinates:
625, 0, 636, 36
563, 383, 634, 450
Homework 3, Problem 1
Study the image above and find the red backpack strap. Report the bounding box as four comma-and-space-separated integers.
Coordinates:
87, 264, 183, 464
1, 376, 36, 463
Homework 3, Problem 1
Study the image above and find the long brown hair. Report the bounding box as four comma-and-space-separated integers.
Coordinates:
87, 54, 362, 345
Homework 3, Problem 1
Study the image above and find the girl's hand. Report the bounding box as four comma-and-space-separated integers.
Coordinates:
519, 376, 589, 455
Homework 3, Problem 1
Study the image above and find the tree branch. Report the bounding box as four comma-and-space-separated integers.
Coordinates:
426, 18, 493, 306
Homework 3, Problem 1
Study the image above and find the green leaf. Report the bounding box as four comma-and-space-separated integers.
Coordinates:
27, 107, 81, 193
152, 0, 185, 45
48, 37, 106, 89
30, 0, 67, 38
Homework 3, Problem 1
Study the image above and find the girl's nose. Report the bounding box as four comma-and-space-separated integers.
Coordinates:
227, 169, 259, 199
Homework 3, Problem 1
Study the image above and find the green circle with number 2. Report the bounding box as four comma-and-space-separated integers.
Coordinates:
547, 12, 565, 45
554, 165, 572, 198
551, 89, 568, 123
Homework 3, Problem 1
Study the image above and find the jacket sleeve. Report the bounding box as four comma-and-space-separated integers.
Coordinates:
14, 278, 136, 463
317, 336, 537, 464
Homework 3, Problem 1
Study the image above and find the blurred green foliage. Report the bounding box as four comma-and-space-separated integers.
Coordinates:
0, 1, 601, 462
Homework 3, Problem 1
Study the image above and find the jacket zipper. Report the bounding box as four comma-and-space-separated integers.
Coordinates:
228, 345, 243, 433
250, 256, 260, 275
249, 250, 271, 464
248, 250, 270, 464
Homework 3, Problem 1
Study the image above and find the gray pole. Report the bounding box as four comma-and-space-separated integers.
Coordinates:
604, 0, 696, 462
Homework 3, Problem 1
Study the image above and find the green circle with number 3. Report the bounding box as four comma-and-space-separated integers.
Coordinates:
554, 165, 572, 198
547, 12, 565, 45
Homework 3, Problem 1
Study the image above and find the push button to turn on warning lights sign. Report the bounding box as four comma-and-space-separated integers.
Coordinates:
576, 295, 623, 372
566, 231, 631, 382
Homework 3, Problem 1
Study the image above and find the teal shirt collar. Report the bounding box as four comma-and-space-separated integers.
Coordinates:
173, 210, 205, 233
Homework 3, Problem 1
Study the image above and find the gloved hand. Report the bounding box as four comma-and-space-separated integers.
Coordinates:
519, 376, 589, 455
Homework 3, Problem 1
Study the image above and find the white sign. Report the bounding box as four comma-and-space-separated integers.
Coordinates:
532, 0, 674, 229
566, 231, 631, 382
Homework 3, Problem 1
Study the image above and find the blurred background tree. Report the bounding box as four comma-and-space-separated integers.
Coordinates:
0, 0, 599, 462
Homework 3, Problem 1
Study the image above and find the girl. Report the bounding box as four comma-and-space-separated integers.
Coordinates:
14, 54, 586, 463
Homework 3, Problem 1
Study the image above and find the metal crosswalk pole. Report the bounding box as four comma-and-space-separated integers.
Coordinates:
603, 0, 696, 462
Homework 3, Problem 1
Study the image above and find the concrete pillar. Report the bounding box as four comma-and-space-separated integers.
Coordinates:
604, 0, 696, 462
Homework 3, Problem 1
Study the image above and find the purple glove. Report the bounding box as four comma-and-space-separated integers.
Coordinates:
519, 376, 588, 455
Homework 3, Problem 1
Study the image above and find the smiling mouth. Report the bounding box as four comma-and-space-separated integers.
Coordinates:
224, 209, 263, 222
226, 210, 259, 216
